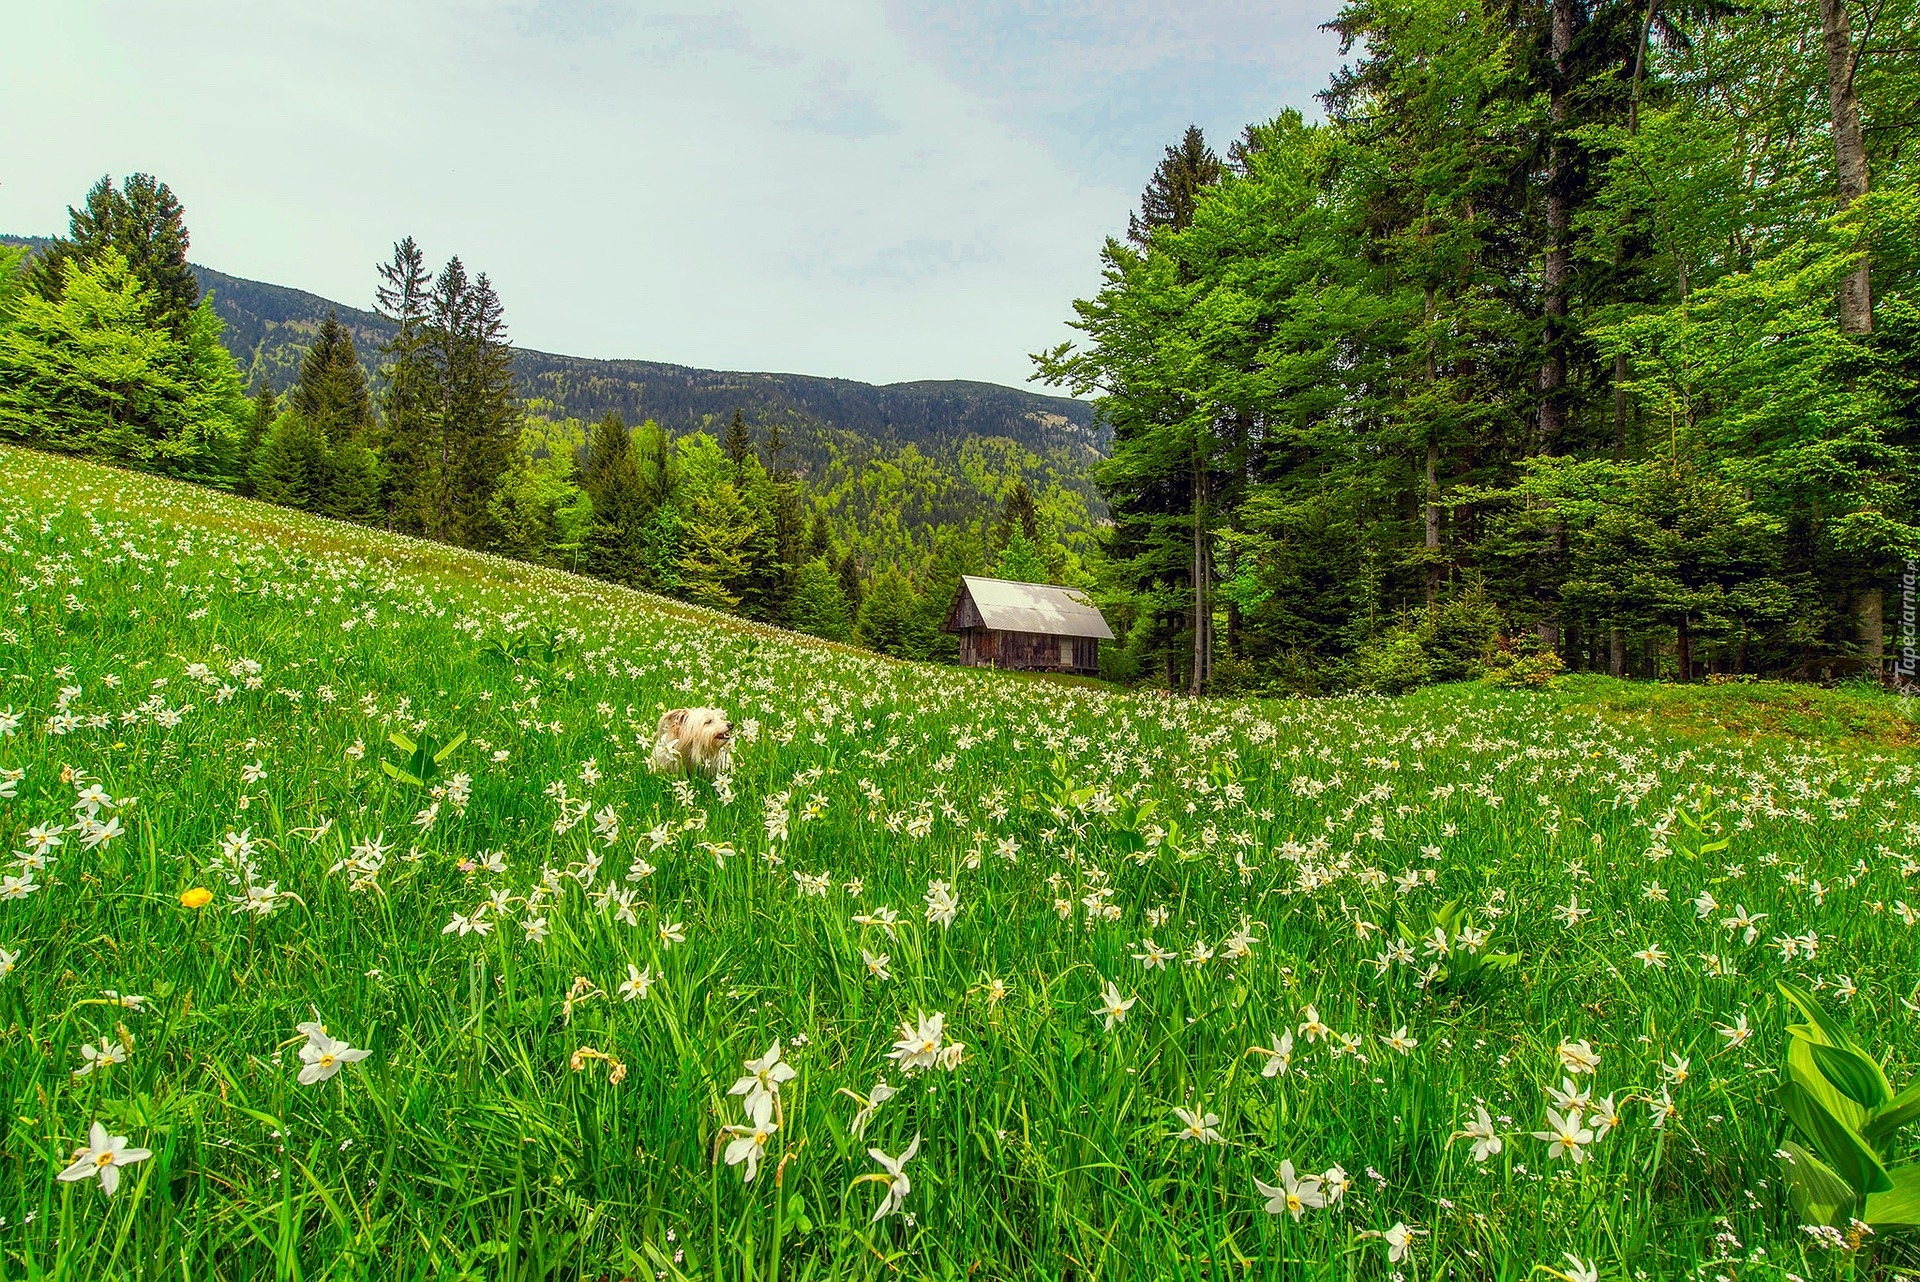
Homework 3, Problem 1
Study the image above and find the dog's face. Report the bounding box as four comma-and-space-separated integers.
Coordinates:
657, 707, 732, 773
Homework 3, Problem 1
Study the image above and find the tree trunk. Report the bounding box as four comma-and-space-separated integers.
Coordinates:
1820, 0, 1872, 333
1539, 0, 1574, 452
1675, 616, 1693, 682
1860, 586, 1885, 671
1609, 627, 1625, 677
1190, 456, 1211, 696
1425, 287, 1442, 609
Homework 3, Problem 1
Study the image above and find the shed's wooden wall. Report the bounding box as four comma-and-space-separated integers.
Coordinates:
956, 628, 1099, 676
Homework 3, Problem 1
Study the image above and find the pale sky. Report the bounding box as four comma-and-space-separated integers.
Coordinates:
0, 2, 1341, 388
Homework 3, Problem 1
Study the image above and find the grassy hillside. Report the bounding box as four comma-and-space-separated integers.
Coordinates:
2, 445, 1918, 1279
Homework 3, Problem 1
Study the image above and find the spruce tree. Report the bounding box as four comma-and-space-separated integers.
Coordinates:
238, 381, 276, 496
32, 174, 199, 337
250, 413, 330, 511
374, 237, 436, 532
787, 557, 852, 641
291, 311, 375, 446
582, 411, 649, 584
1126, 126, 1222, 246
723, 409, 753, 472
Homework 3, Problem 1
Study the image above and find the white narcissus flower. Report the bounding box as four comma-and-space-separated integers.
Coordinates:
729, 1041, 797, 1116
1093, 982, 1135, 1030
1382, 1222, 1416, 1264
617, 963, 654, 1002
1171, 1106, 1223, 1144
0, 945, 18, 980
1255, 1030, 1294, 1078
57, 1122, 152, 1196
298, 1026, 371, 1085
865, 1133, 921, 1222
723, 1093, 777, 1183
1453, 1104, 1503, 1162
1533, 1108, 1594, 1163
1253, 1160, 1326, 1221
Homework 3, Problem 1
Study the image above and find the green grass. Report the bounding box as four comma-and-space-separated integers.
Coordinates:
2, 444, 1918, 1280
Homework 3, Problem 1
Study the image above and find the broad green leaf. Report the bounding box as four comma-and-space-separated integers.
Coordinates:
432, 730, 467, 766
1864, 1080, 1920, 1145
1809, 1040, 1894, 1110
1779, 1080, 1892, 1196
1788, 1037, 1868, 1132
1865, 1164, 1920, 1229
1779, 1140, 1857, 1227
1778, 980, 1850, 1049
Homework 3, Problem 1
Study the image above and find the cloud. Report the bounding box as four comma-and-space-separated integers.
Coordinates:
0, 0, 1343, 387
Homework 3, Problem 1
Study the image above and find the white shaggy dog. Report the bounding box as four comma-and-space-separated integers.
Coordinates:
649, 707, 734, 777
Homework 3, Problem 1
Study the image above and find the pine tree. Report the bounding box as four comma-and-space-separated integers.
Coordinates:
32, 174, 199, 337
787, 557, 852, 641
239, 381, 276, 496
325, 443, 382, 524
856, 569, 922, 657
836, 546, 865, 612
723, 409, 753, 472
374, 237, 437, 532
1126, 126, 1222, 246
291, 311, 376, 446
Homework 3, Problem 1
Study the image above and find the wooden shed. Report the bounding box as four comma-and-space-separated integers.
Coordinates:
943, 575, 1114, 676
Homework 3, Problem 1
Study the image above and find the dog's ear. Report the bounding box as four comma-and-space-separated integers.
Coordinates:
665, 708, 688, 730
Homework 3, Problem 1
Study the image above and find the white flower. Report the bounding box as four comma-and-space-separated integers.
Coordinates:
1172, 1105, 1223, 1143
0, 945, 17, 980
57, 1122, 152, 1196
923, 880, 960, 929
865, 1133, 921, 1222
1556, 1039, 1600, 1075
1453, 1104, 1502, 1162
1533, 1107, 1594, 1163
617, 963, 655, 1002
888, 1010, 963, 1073
1715, 1011, 1752, 1049
1556, 1253, 1599, 1282
1297, 1005, 1330, 1042
298, 1027, 371, 1084
1384, 1025, 1418, 1055
1, 871, 38, 900
730, 1041, 797, 1115
723, 1093, 778, 1182
1380, 1221, 1417, 1264
73, 1036, 127, 1077
1253, 1160, 1325, 1220
842, 1079, 897, 1139
1093, 981, 1136, 1030
1254, 1030, 1294, 1078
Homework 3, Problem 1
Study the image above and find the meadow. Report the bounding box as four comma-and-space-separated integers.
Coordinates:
1, 443, 1918, 1281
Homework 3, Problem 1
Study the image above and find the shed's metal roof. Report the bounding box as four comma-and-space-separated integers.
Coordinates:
956, 576, 1114, 640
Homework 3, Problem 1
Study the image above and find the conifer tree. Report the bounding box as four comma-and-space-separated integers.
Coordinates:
582, 411, 650, 585
723, 409, 753, 472
32, 174, 199, 337
1126, 126, 1222, 246
238, 381, 276, 496
787, 557, 852, 642
291, 311, 375, 446
250, 412, 330, 511
374, 237, 436, 532
678, 481, 755, 610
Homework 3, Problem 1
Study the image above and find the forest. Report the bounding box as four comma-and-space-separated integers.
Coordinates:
1040, 0, 1920, 692
0, 188, 1092, 665
4, 0, 1915, 696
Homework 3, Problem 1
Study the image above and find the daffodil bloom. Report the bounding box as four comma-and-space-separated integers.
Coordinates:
723, 1094, 777, 1182
887, 1010, 962, 1072
1380, 1222, 1417, 1264
1297, 1005, 1330, 1042
1453, 1104, 1502, 1162
1715, 1011, 1752, 1049
864, 1133, 920, 1221
617, 963, 654, 1001
1556, 1039, 1600, 1074
1533, 1107, 1594, 1162
840, 1079, 897, 1139
1093, 982, 1136, 1030
1171, 1106, 1222, 1143
1384, 1025, 1418, 1055
1252, 1030, 1294, 1078
73, 1037, 127, 1077
57, 1122, 151, 1196
298, 1028, 371, 1084
1253, 1160, 1326, 1220
730, 1041, 797, 1115
0, 945, 17, 980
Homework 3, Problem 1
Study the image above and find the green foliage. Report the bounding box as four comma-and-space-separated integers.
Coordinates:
1775, 981, 1920, 1229
379, 727, 467, 789
787, 557, 852, 642
0, 248, 239, 477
